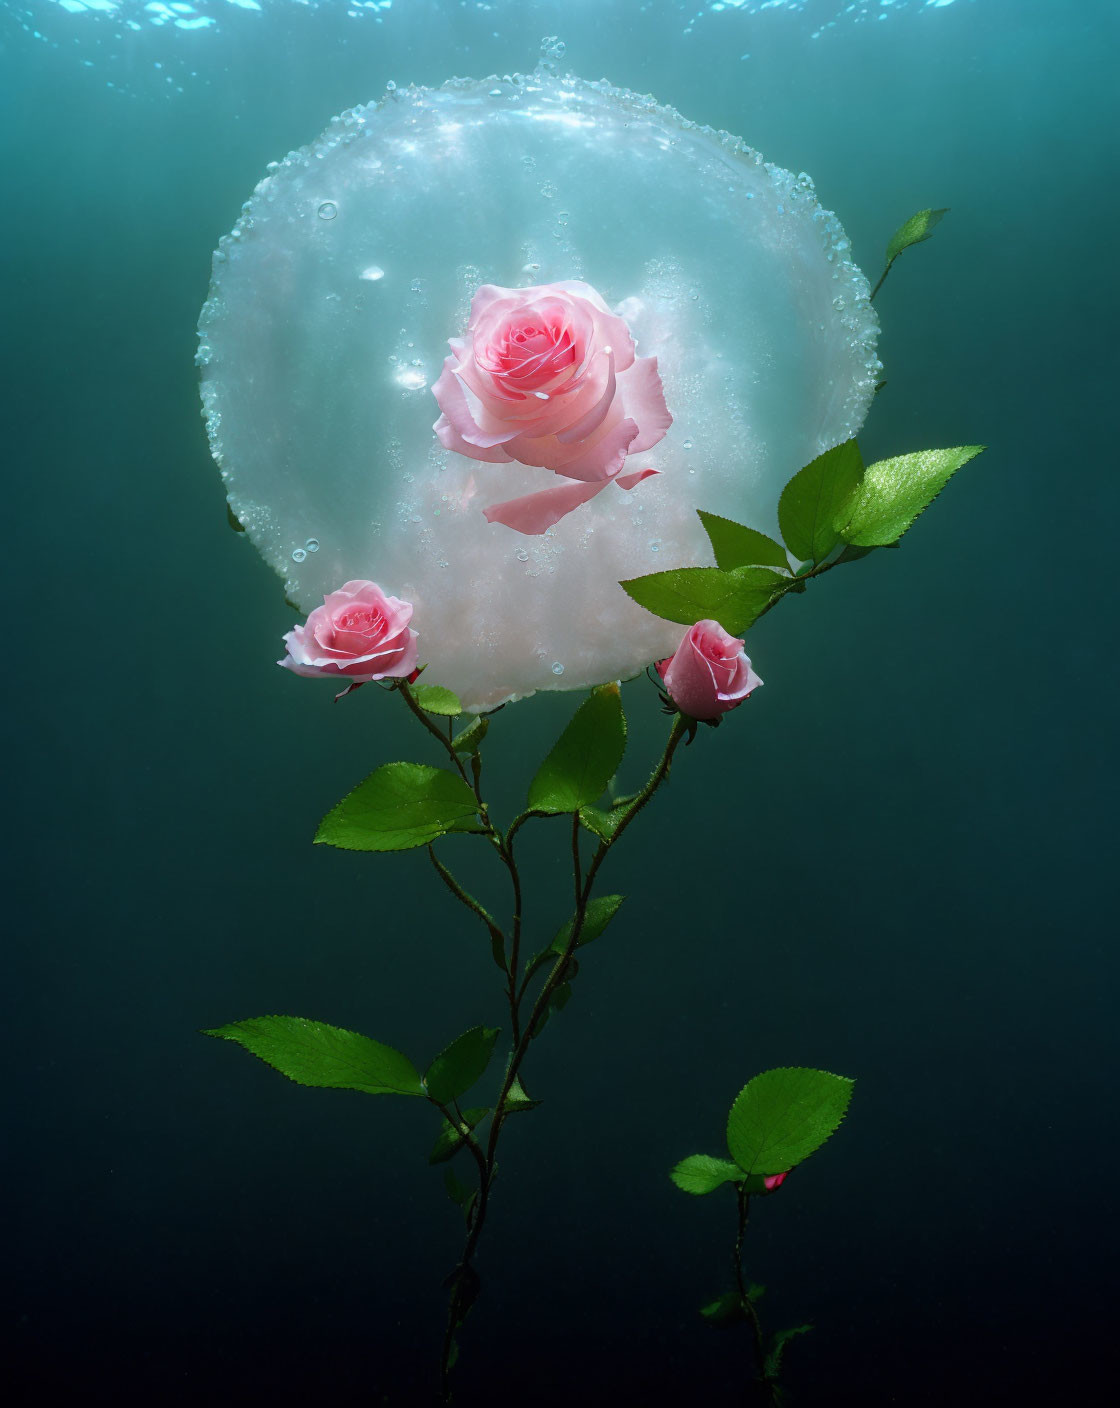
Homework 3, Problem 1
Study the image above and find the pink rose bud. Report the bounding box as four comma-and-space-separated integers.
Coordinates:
763, 1171, 789, 1192
432, 279, 672, 534
655, 620, 763, 721
279, 580, 419, 683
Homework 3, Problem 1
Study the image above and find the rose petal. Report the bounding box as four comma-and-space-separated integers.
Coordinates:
621, 355, 673, 453
615, 466, 660, 491
483, 477, 609, 535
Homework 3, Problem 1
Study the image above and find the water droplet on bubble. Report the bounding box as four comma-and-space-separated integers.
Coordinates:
291, 547, 308, 563
317, 201, 338, 220
649, 539, 661, 553
305, 538, 319, 552
361, 265, 385, 282
551, 662, 565, 676
832, 295, 847, 311
516, 548, 529, 561
683, 438, 693, 449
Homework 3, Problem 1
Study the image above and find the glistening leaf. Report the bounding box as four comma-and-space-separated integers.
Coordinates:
764, 1325, 813, 1381
410, 684, 463, 716
451, 715, 489, 754
700, 1292, 746, 1327
315, 763, 481, 852
885, 207, 948, 268
778, 439, 865, 564
551, 894, 626, 955
670, 1154, 743, 1195
425, 1025, 500, 1106
527, 684, 626, 814
429, 1106, 489, 1165
726, 1067, 854, 1177
505, 1076, 541, 1114
834, 445, 985, 547
204, 1015, 425, 1096
697, 511, 789, 571
619, 566, 785, 633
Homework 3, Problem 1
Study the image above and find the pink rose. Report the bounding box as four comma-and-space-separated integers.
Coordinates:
763, 1171, 789, 1192
432, 279, 672, 534
279, 580, 418, 683
656, 620, 763, 721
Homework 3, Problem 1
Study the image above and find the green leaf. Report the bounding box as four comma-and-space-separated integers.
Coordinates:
505, 1076, 541, 1114
410, 684, 462, 716
697, 511, 788, 571
700, 1292, 746, 1327
451, 715, 489, 754
204, 1015, 425, 1096
425, 1025, 500, 1106
619, 565, 785, 633
527, 684, 627, 814
834, 445, 985, 547
670, 1154, 744, 1195
579, 805, 622, 842
315, 763, 481, 852
443, 1166, 470, 1206
226, 502, 246, 533
764, 1325, 813, 1381
778, 440, 865, 564
726, 1068, 854, 1177
429, 1106, 489, 1164
550, 894, 626, 956
550, 982, 573, 1012
885, 207, 948, 268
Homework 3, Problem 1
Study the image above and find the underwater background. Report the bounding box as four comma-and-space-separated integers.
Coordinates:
4, 0, 1117, 1403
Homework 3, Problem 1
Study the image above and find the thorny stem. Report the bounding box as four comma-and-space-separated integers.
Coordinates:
405, 694, 689, 1402
734, 1186, 779, 1405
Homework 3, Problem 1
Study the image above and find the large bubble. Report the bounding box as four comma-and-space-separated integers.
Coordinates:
198, 64, 879, 710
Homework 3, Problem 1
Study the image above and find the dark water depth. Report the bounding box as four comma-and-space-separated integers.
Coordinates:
3, 1, 1118, 1403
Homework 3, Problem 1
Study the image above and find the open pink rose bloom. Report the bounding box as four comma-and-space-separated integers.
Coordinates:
279, 580, 418, 683
199, 66, 878, 709
433, 280, 670, 534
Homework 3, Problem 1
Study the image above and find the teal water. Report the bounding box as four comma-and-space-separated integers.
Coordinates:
4, 1, 1117, 1403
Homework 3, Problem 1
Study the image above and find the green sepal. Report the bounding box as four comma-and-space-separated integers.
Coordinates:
410, 684, 463, 716
315, 763, 482, 852
778, 439, 865, 564
429, 1106, 489, 1165
834, 445, 986, 547
726, 1067, 854, 1176
700, 1292, 746, 1327
619, 565, 785, 633
203, 1015, 425, 1096
425, 1025, 501, 1106
670, 1154, 744, 1195
451, 715, 489, 754
527, 684, 627, 814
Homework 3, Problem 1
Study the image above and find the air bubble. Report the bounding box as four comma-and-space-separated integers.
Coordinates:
317, 201, 338, 220
649, 539, 661, 552
551, 661, 565, 675
683, 438, 693, 449
305, 538, 320, 552
361, 265, 385, 282
291, 547, 308, 563
516, 548, 529, 561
